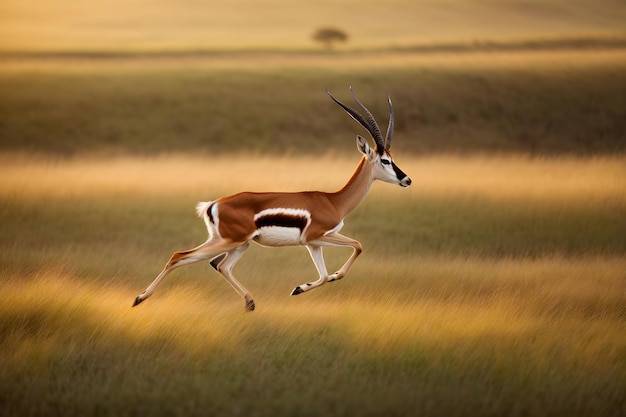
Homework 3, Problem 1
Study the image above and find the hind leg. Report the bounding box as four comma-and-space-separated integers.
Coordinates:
210, 243, 255, 311
132, 239, 241, 307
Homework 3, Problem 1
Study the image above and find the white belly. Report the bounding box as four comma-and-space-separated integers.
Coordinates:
254, 226, 302, 247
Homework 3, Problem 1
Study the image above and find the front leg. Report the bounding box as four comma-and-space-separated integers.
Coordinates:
290, 245, 329, 296
313, 233, 362, 283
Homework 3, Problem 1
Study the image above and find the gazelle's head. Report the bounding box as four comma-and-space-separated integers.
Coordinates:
327, 87, 412, 188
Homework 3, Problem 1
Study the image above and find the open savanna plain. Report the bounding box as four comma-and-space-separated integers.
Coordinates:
0, 51, 625, 416
1, 0, 625, 51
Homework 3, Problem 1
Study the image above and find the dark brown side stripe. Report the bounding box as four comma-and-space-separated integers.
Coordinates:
255, 214, 308, 232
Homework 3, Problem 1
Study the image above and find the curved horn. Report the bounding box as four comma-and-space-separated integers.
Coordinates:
326, 87, 386, 153
348, 87, 385, 153
385, 96, 394, 150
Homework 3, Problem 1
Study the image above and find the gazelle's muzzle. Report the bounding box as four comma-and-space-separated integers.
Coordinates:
392, 161, 411, 187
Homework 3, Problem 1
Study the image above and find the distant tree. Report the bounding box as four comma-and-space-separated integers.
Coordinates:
312, 27, 348, 50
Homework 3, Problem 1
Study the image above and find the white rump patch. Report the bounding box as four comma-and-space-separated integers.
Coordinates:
196, 201, 220, 238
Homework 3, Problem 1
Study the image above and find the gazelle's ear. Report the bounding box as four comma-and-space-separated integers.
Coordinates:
356, 135, 375, 160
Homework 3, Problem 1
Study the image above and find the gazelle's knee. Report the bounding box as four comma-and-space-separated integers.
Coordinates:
166, 251, 189, 268
168, 248, 215, 269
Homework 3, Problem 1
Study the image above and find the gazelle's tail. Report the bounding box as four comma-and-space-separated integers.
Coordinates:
195, 201, 214, 219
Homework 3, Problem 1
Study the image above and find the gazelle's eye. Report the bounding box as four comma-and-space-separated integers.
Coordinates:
381, 159, 391, 166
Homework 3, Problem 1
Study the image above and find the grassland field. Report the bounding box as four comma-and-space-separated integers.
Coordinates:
1, 50, 625, 156
0, 50, 625, 416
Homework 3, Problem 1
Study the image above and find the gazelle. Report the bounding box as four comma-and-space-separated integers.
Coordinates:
133, 87, 411, 311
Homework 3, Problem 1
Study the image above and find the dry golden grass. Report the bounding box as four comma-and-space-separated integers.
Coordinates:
1, 255, 624, 416
2, 254, 624, 360
2, 49, 624, 74
1, 155, 624, 416
1, 154, 624, 204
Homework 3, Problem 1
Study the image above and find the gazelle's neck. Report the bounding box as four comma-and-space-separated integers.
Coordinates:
329, 156, 374, 218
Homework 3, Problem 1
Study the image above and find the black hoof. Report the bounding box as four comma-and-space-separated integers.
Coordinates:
245, 299, 255, 311
290, 287, 304, 296
210, 253, 227, 271
132, 296, 143, 307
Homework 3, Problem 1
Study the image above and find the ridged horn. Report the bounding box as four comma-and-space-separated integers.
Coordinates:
385, 96, 394, 150
326, 87, 386, 154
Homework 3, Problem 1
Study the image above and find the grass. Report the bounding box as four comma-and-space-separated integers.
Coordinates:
1, 154, 624, 416
1, 49, 625, 156
1, 258, 624, 416
0, 45, 624, 415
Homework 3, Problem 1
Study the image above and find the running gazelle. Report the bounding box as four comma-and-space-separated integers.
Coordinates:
133, 87, 411, 311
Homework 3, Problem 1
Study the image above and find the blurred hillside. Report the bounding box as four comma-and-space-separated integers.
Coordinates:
1, 51, 625, 156
1, 0, 625, 51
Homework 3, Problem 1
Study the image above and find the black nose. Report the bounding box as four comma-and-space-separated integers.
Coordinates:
404, 177, 412, 186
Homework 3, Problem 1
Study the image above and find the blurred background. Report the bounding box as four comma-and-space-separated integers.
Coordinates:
1, 0, 626, 51
0, 0, 625, 156
1, 2, 625, 417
